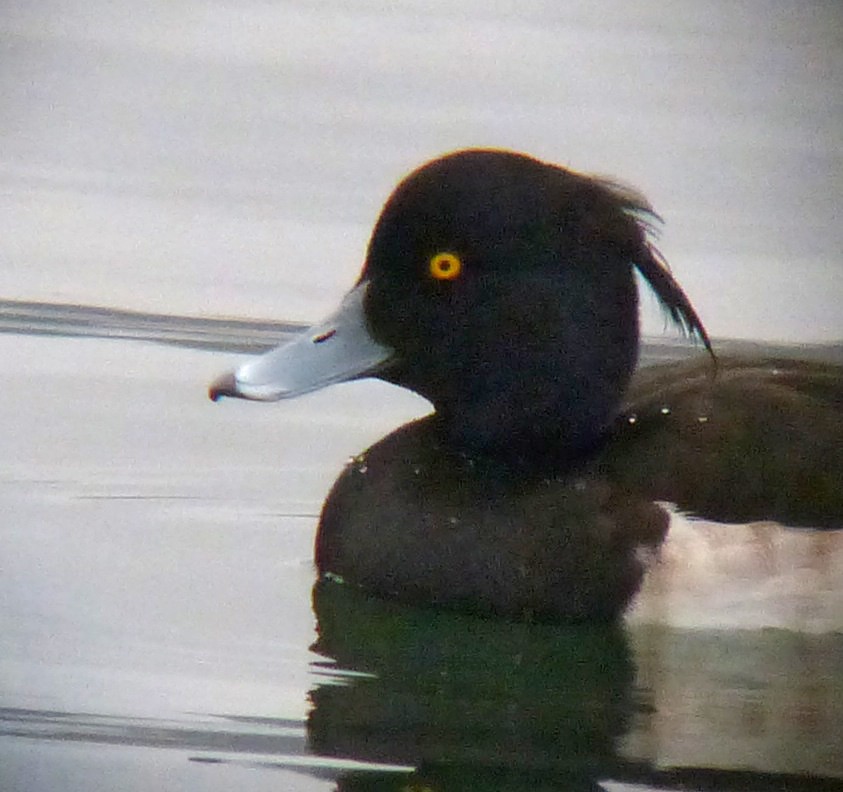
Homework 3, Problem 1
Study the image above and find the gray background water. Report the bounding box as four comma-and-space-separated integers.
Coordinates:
1, 2, 842, 790
2, 0, 841, 339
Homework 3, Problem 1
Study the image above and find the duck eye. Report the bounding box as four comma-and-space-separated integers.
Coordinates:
428, 252, 462, 281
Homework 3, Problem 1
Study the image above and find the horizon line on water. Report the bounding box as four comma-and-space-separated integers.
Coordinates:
0, 297, 841, 362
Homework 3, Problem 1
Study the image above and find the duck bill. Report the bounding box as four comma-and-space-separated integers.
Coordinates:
209, 281, 394, 402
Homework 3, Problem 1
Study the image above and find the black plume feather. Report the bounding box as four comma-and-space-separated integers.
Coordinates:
635, 241, 716, 362
601, 179, 716, 362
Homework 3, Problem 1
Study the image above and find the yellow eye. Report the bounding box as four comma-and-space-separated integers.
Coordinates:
428, 251, 462, 281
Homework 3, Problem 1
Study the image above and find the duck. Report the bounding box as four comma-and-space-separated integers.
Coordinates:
209, 148, 843, 622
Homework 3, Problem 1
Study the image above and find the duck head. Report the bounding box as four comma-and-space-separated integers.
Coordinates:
210, 149, 711, 461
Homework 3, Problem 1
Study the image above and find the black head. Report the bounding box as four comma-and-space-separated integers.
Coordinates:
361, 149, 710, 460
210, 148, 713, 464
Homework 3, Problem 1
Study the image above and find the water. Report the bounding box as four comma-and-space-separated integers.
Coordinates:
0, 319, 841, 791
2, 1, 841, 342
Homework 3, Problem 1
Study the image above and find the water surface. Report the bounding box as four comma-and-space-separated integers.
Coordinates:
1, 317, 841, 791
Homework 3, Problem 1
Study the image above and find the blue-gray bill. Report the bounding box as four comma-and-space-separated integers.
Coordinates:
208, 281, 393, 402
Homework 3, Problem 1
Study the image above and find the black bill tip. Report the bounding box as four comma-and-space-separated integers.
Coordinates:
208, 372, 238, 402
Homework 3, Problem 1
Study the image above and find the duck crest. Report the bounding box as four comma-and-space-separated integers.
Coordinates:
595, 175, 714, 363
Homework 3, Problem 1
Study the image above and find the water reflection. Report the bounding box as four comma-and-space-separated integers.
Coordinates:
308, 580, 843, 791
310, 578, 634, 791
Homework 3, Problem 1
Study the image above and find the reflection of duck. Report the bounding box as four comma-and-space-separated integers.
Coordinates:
308, 578, 843, 789
307, 579, 843, 789
210, 149, 843, 620
309, 577, 634, 791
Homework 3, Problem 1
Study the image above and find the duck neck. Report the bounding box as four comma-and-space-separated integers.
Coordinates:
430, 406, 617, 476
